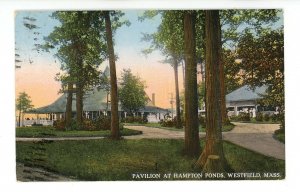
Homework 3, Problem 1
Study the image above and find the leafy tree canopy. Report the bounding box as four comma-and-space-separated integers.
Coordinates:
237, 27, 284, 109
118, 69, 148, 114
16, 92, 34, 112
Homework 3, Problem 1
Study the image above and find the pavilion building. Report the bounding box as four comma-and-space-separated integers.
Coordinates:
225, 85, 276, 117
26, 67, 169, 126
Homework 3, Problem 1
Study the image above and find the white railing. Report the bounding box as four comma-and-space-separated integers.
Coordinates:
18, 119, 54, 127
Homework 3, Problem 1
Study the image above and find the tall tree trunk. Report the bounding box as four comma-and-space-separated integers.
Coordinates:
183, 11, 200, 157
18, 110, 21, 127
173, 56, 182, 128
195, 10, 226, 171
104, 11, 120, 139
65, 82, 73, 129
76, 81, 83, 129
220, 59, 228, 126
182, 60, 185, 89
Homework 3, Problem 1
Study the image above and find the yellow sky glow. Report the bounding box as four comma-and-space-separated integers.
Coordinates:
15, 57, 184, 110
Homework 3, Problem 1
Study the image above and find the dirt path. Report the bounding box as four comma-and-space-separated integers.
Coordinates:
223, 122, 285, 160
124, 123, 285, 160
123, 126, 187, 139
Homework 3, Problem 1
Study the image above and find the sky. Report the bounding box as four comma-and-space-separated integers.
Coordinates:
15, 10, 184, 109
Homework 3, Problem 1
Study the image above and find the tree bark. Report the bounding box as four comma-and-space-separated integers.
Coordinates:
173, 56, 182, 128
104, 11, 120, 139
18, 110, 21, 127
182, 61, 185, 89
195, 10, 226, 170
183, 11, 200, 157
76, 81, 83, 129
65, 82, 73, 129
220, 58, 228, 126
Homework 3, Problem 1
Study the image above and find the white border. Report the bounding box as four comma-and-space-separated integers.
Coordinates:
1, 1, 300, 192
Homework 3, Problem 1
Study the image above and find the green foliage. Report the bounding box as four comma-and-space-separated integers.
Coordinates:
160, 119, 175, 128
158, 115, 183, 128
93, 116, 111, 131
278, 113, 285, 130
255, 112, 264, 122
45, 11, 108, 94
237, 28, 284, 125
119, 69, 148, 114
271, 114, 280, 122
197, 82, 205, 109
221, 10, 280, 48
230, 113, 250, 122
223, 49, 243, 94
264, 113, 270, 122
16, 92, 34, 127
222, 123, 235, 132
140, 11, 184, 59
16, 92, 34, 113
54, 119, 81, 131
54, 116, 113, 131
221, 10, 282, 96
274, 127, 285, 143
239, 112, 250, 121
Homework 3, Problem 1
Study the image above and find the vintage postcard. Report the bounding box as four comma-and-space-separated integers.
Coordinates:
15, 9, 284, 181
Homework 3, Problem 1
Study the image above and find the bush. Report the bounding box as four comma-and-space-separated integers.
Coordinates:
83, 119, 96, 131
53, 119, 81, 131
279, 113, 285, 130
264, 113, 270, 122
229, 115, 239, 121
239, 112, 250, 121
31, 122, 43, 126
255, 112, 264, 122
135, 116, 148, 124
229, 113, 250, 122
67, 120, 81, 131
172, 116, 183, 128
160, 119, 175, 127
93, 116, 111, 130
271, 114, 280, 122
122, 116, 135, 123
53, 119, 65, 130
53, 116, 123, 131
159, 115, 185, 128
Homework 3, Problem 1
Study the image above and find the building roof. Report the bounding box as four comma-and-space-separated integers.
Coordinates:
28, 66, 167, 114
29, 87, 167, 114
226, 85, 268, 102
29, 87, 109, 114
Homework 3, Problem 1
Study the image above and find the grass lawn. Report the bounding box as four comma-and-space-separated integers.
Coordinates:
274, 133, 285, 143
124, 122, 235, 132
16, 139, 285, 181
274, 129, 285, 143
16, 126, 142, 138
